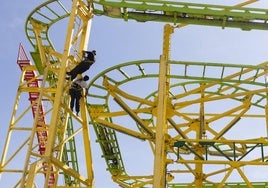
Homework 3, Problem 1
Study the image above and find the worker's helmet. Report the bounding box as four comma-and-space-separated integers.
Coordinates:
84, 75, 89, 81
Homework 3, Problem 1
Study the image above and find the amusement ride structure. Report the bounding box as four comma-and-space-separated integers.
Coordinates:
1, 0, 268, 187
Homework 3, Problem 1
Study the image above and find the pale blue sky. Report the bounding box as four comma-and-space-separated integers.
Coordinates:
1, 0, 268, 187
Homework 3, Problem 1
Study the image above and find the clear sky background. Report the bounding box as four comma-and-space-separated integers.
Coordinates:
1, 0, 268, 187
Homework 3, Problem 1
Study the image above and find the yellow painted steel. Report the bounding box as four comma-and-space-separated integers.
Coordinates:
2, 0, 268, 187
153, 24, 174, 187
0, 0, 95, 187
87, 58, 268, 187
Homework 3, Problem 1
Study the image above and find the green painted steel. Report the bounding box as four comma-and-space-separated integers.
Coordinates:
92, 0, 268, 30
62, 117, 80, 185
25, 0, 268, 187
25, 0, 69, 73
25, 1, 79, 185
87, 59, 268, 187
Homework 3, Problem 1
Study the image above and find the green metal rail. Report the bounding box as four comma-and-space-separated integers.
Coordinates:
92, 0, 268, 30
25, 0, 70, 73
87, 59, 268, 187
25, 0, 80, 185
24, 0, 268, 187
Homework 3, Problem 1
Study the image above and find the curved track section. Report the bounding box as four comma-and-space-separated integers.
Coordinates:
25, 0, 70, 73
2, 0, 268, 187
17, 0, 84, 186
25, 0, 69, 50
22, 0, 93, 186
87, 59, 268, 187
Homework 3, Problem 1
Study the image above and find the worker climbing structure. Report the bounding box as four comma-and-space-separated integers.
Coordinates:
1, 0, 268, 187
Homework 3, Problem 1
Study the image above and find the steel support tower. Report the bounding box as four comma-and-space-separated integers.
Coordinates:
1, 0, 268, 187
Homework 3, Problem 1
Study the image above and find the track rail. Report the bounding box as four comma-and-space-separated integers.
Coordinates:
87, 59, 268, 187
13, 0, 268, 187
25, 0, 69, 50
24, 0, 80, 185
93, 0, 268, 30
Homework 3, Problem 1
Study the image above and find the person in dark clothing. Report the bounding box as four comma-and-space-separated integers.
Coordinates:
66, 50, 96, 80
69, 75, 89, 115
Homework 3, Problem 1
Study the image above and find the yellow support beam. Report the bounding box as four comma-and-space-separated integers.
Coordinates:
153, 24, 174, 187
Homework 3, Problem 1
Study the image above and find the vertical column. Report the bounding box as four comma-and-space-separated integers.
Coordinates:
44, 0, 94, 186
265, 66, 268, 137
153, 24, 174, 188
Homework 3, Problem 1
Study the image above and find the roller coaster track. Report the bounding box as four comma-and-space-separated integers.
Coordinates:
92, 0, 268, 30
1, 0, 84, 187
25, 0, 70, 74
87, 59, 268, 187
2, 0, 268, 187
25, 1, 80, 185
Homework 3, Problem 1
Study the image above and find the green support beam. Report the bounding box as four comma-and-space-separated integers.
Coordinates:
93, 0, 268, 30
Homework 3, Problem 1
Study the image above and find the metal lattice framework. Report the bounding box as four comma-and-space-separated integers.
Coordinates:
1, 0, 268, 187
87, 59, 268, 187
